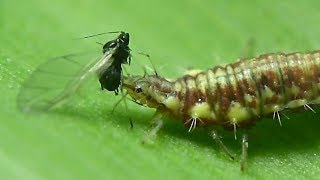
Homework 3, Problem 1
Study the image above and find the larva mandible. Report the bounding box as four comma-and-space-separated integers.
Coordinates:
121, 50, 320, 171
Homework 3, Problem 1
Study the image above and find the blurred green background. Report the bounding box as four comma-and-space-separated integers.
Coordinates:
1, 0, 320, 179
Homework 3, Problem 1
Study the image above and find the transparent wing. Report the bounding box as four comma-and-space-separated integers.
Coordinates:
18, 48, 117, 112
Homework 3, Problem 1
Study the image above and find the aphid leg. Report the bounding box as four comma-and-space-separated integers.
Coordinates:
111, 91, 133, 129
273, 111, 282, 126
142, 113, 164, 144
304, 104, 316, 113
240, 133, 249, 172
111, 91, 128, 114
211, 130, 235, 160
114, 89, 119, 95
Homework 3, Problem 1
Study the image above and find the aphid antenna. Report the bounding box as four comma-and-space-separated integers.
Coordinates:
75, 31, 124, 40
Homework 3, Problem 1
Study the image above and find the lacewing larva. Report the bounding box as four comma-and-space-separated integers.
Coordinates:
121, 50, 320, 171
17, 31, 131, 111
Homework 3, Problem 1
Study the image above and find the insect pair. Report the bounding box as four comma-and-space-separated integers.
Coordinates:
19, 31, 320, 172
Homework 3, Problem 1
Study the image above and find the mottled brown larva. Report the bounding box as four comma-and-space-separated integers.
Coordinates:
122, 50, 320, 171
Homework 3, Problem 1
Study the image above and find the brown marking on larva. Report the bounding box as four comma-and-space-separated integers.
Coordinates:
290, 54, 310, 99
149, 75, 173, 93
281, 54, 300, 100
260, 74, 268, 89
217, 80, 235, 120
307, 55, 320, 83
213, 66, 227, 121
182, 75, 199, 119
281, 54, 294, 90
195, 72, 209, 102
206, 69, 221, 121
175, 78, 187, 107
257, 58, 283, 106
312, 52, 320, 96
259, 55, 282, 92
233, 60, 260, 117
227, 65, 246, 105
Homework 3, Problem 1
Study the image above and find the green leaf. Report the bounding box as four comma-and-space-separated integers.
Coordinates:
1, 0, 320, 179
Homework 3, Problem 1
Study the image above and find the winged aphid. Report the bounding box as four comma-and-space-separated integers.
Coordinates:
18, 31, 131, 111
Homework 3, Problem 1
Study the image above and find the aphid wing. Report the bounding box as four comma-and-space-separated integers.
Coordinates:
18, 49, 116, 112
92, 51, 115, 77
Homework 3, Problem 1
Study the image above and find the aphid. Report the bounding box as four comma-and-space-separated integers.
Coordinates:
18, 31, 131, 111
98, 32, 131, 94
121, 50, 320, 171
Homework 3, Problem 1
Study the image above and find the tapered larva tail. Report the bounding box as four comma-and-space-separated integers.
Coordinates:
123, 50, 320, 130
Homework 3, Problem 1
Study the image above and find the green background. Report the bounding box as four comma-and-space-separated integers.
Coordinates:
1, 0, 320, 179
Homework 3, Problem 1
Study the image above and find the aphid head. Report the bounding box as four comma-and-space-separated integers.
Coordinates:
117, 32, 130, 46
102, 32, 130, 53
123, 75, 173, 108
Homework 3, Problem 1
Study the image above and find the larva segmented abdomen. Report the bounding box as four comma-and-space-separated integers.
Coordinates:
173, 50, 320, 128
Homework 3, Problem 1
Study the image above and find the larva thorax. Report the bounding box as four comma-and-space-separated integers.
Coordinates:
123, 50, 320, 129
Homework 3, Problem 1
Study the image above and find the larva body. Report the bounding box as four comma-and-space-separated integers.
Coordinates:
123, 50, 320, 130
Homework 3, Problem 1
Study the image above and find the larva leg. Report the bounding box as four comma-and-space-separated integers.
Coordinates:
142, 113, 163, 144
240, 133, 249, 172
211, 130, 235, 160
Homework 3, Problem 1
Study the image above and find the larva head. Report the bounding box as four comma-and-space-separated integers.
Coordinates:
122, 75, 173, 108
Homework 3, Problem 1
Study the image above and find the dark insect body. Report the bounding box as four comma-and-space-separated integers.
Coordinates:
18, 31, 131, 111
122, 50, 320, 170
99, 32, 131, 94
